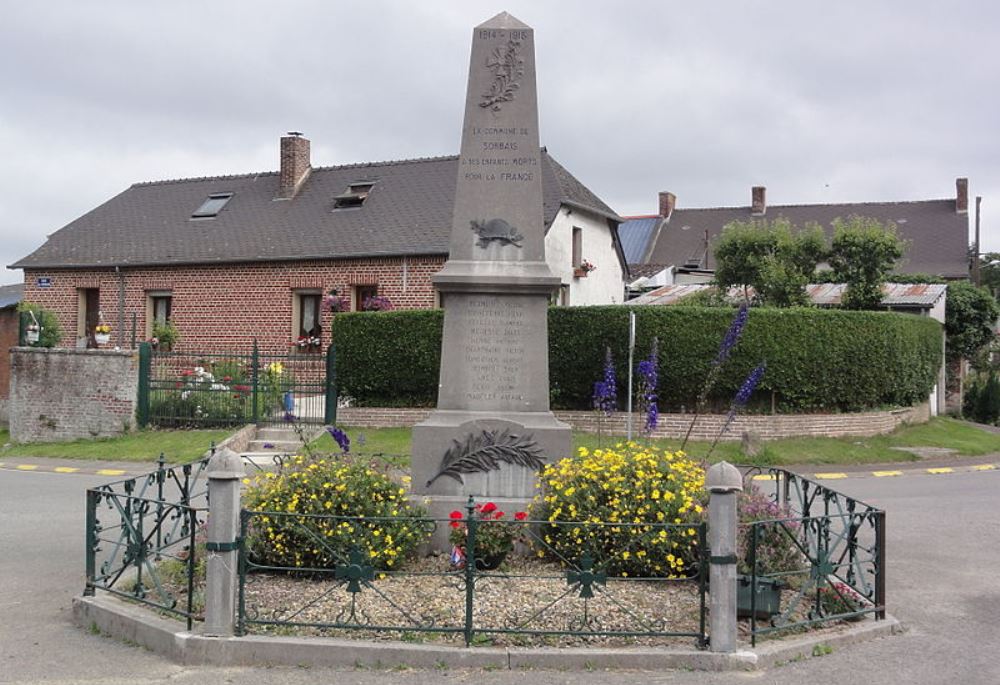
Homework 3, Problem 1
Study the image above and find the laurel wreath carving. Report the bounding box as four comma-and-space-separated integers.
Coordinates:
480, 40, 524, 112
426, 428, 545, 487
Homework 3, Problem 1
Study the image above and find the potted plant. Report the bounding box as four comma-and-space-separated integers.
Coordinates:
94, 322, 112, 345
736, 486, 803, 620
294, 334, 322, 352
361, 295, 394, 312
151, 320, 179, 351
324, 293, 350, 313
448, 502, 527, 570
573, 259, 596, 278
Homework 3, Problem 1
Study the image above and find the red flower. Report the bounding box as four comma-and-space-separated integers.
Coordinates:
494, 511, 505, 519
514, 512, 527, 521
480, 502, 497, 515
449, 510, 463, 528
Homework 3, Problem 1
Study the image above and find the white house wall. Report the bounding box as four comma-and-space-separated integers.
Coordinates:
545, 207, 625, 305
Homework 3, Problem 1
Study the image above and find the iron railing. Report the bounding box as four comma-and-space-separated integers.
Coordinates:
740, 467, 885, 645
137, 341, 336, 429
84, 454, 212, 629
237, 500, 708, 647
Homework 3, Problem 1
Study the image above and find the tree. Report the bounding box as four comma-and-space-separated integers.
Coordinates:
945, 281, 999, 362
977, 251, 1000, 299
827, 216, 907, 310
713, 218, 826, 307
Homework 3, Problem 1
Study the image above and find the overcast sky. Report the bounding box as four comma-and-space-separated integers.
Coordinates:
2, 1, 997, 285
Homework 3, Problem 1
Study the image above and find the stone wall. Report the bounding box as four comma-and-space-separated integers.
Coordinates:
337, 403, 931, 440
9, 347, 139, 443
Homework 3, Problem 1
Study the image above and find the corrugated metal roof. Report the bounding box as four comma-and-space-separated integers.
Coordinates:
0, 283, 23, 309
618, 216, 660, 264
628, 282, 947, 308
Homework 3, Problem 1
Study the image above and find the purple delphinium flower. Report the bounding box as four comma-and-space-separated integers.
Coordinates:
637, 338, 659, 434
733, 363, 767, 408
592, 347, 617, 416
283, 411, 296, 423
326, 426, 351, 453
707, 362, 766, 458
262, 442, 275, 449
714, 302, 749, 366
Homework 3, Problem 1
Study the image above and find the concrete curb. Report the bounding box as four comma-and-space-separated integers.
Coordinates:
73, 594, 902, 672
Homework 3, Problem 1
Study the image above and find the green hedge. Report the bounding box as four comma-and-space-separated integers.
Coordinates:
332, 306, 942, 412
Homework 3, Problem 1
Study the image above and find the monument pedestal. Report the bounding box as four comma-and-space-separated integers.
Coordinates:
412, 410, 570, 551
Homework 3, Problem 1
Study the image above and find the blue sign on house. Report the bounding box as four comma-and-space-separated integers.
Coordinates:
36, 277, 53, 288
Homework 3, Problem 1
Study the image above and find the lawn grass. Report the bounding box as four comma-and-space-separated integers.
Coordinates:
315, 417, 1000, 468
0, 428, 231, 463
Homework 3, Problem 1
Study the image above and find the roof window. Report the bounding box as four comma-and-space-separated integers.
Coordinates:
333, 181, 376, 210
191, 192, 234, 219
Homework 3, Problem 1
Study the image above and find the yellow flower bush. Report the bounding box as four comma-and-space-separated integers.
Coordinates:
243, 456, 428, 571
532, 443, 706, 578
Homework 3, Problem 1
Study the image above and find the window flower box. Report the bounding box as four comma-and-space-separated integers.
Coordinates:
573, 259, 596, 278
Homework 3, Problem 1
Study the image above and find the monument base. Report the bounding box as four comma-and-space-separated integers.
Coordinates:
411, 410, 571, 552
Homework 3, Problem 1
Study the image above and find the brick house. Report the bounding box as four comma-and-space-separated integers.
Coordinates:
0, 283, 23, 424
620, 179, 971, 288
10, 134, 625, 354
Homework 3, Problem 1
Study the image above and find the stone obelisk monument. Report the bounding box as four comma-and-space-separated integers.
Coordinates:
412, 12, 571, 547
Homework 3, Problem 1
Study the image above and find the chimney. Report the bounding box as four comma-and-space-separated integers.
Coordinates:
956, 177, 968, 214
751, 186, 766, 216
658, 191, 676, 219
278, 132, 311, 199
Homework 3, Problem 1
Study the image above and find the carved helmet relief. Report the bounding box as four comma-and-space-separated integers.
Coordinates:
470, 218, 524, 249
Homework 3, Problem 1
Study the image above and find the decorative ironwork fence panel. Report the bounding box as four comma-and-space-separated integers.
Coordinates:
740, 467, 885, 645
237, 507, 708, 648
140, 342, 335, 428
84, 457, 211, 630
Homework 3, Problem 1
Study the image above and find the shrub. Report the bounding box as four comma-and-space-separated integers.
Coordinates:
448, 502, 527, 565
964, 371, 1000, 425
736, 485, 803, 577
532, 444, 706, 578
17, 302, 62, 347
243, 456, 428, 571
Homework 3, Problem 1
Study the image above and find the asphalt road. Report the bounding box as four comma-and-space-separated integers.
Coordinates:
1, 463, 997, 684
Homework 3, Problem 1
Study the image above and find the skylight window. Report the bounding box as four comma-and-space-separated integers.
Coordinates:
333, 181, 376, 210
192, 192, 234, 219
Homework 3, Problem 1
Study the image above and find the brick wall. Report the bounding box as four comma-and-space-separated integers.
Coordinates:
0, 308, 18, 400
337, 404, 930, 440
21, 256, 445, 354
9, 347, 139, 442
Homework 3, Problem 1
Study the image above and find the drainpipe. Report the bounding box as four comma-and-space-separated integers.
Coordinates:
116, 266, 125, 348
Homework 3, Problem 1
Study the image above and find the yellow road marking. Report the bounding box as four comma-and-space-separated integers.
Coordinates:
96, 469, 126, 476
872, 470, 903, 477
814, 472, 848, 480
926, 467, 954, 475
16, 464, 39, 471
752, 474, 776, 481
54, 467, 80, 473
971, 464, 996, 471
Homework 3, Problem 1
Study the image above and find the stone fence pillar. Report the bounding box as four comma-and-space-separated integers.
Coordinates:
203, 447, 243, 637
707, 461, 743, 653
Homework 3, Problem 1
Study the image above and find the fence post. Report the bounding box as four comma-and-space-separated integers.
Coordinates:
324, 344, 337, 425
137, 342, 151, 428
203, 447, 243, 637
707, 461, 743, 653
251, 339, 260, 425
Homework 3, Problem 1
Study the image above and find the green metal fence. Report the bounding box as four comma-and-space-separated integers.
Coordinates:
740, 467, 885, 645
237, 500, 709, 647
84, 454, 212, 630
137, 342, 337, 429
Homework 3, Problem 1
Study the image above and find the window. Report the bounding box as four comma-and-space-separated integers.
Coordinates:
145, 291, 173, 344
333, 181, 376, 210
292, 291, 322, 352
354, 284, 379, 311
572, 226, 583, 268
191, 192, 233, 218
